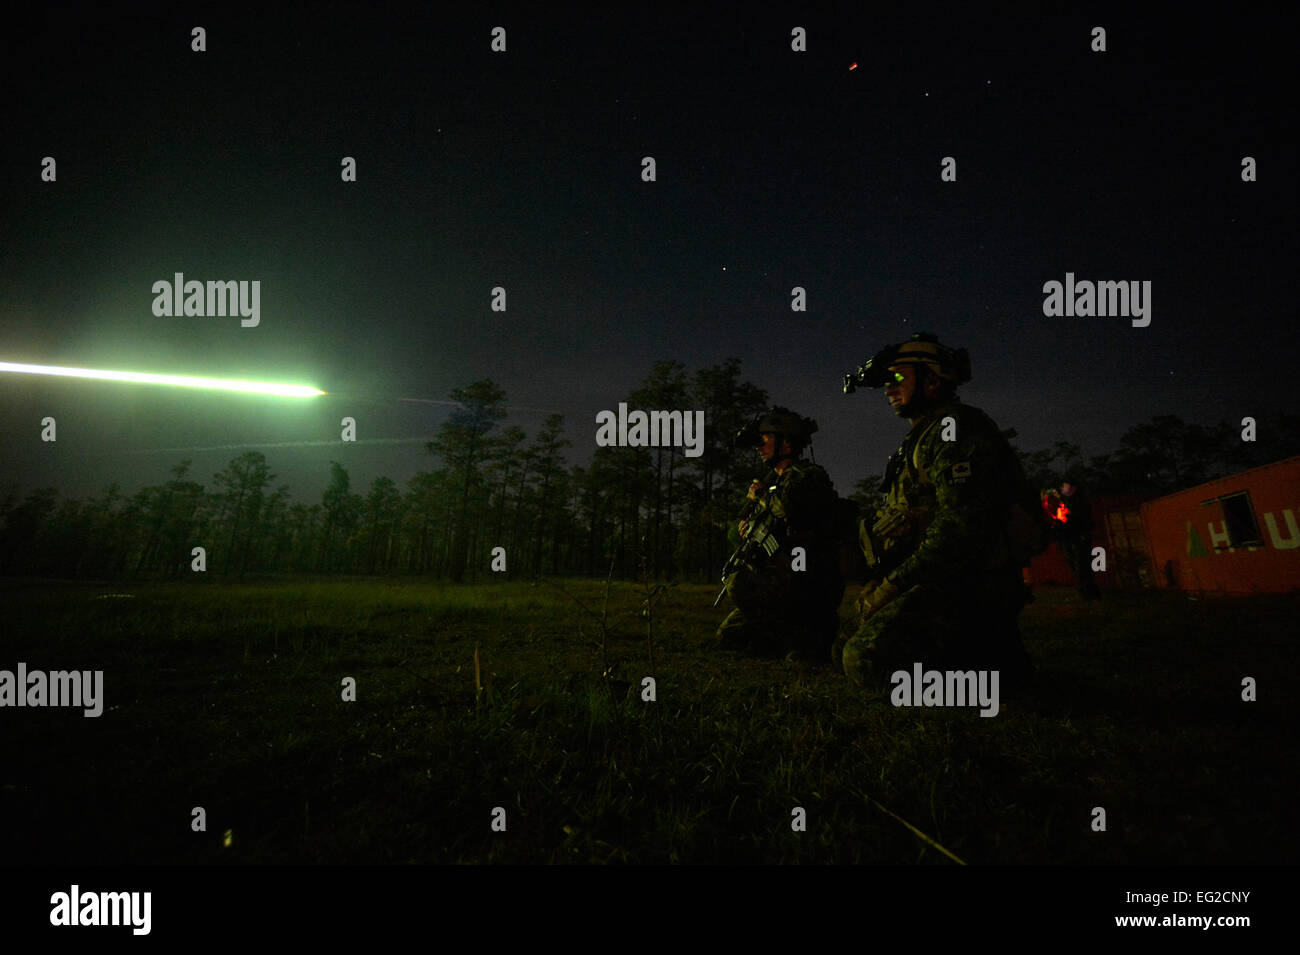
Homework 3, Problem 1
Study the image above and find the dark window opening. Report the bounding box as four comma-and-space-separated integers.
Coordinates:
1200, 491, 1263, 548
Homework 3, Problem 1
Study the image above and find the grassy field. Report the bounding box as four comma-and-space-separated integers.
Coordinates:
1, 576, 1295, 865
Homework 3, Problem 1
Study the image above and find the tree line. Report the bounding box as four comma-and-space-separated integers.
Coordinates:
0, 360, 763, 581
2, 359, 1296, 582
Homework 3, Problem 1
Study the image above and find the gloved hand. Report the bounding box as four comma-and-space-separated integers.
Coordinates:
858, 578, 899, 620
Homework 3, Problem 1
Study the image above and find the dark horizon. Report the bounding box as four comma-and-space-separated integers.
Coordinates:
3, 374, 1296, 507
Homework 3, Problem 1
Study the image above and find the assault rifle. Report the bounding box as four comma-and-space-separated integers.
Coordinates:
858, 502, 916, 575
713, 512, 782, 607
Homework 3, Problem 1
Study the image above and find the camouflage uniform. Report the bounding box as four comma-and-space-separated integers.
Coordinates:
834, 400, 1033, 688
715, 461, 845, 659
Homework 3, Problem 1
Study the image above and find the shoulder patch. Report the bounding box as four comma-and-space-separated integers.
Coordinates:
950, 461, 972, 483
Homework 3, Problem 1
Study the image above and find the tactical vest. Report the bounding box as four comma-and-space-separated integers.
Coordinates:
860, 416, 944, 574
861, 405, 1046, 578
746, 461, 841, 572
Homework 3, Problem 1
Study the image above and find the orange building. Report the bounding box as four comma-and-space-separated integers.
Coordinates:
1140, 455, 1299, 595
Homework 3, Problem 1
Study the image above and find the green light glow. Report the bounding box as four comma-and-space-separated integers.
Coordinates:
0, 361, 325, 398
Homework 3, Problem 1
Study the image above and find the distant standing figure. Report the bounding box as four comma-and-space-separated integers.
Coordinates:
1058, 478, 1101, 601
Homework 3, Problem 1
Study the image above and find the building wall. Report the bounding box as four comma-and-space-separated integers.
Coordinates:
1140, 455, 1300, 595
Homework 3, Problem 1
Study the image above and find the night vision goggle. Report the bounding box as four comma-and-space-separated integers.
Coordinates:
842, 334, 971, 394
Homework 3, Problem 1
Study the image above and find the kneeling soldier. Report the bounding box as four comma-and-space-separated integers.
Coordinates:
837, 334, 1035, 692
715, 408, 845, 661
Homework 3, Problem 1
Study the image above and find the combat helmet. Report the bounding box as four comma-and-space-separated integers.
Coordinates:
733, 406, 819, 450
843, 332, 971, 393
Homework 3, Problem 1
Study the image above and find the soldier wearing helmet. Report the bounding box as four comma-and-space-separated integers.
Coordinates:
715, 407, 845, 661
838, 333, 1035, 692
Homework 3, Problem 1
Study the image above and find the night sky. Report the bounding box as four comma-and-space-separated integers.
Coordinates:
2, 5, 1294, 502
